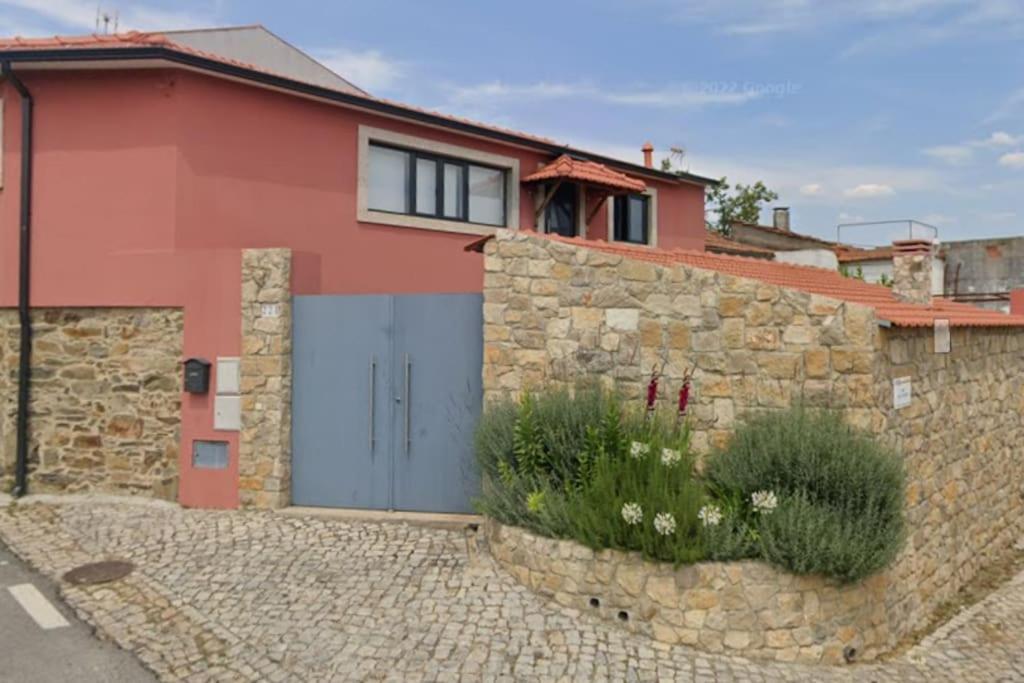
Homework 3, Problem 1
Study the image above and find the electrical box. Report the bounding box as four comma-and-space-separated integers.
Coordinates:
216, 357, 240, 395
183, 358, 211, 394
192, 440, 229, 469
214, 395, 241, 431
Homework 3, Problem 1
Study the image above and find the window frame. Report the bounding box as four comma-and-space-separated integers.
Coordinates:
613, 193, 650, 245
358, 126, 520, 236
607, 187, 658, 247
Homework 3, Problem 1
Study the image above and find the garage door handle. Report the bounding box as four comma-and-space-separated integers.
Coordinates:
404, 354, 411, 455
368, 356, 376, 452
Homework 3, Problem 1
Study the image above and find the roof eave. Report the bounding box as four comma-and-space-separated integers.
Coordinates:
0, 46, 718, 187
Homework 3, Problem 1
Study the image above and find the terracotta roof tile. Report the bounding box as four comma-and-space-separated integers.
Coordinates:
834, 246, 895, 263
539, 234, 1024, 329
704, 231, 775, 258
522, 154, 646, 193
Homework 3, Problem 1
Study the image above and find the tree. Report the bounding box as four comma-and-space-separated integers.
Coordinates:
705, 177, 778, 236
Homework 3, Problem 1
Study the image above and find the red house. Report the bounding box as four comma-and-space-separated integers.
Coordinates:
0, 27, 715, 510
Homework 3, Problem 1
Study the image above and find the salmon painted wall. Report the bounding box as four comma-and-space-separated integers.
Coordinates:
0, 67, 707, 507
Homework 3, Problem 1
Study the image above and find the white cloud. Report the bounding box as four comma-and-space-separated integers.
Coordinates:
978, 210, 1017, 221
843, 183, 896, 198
447, 80, 763, 110
314, 48, 405, 92
998, 151, 1024, 168
0, 0, 215, 31
838, 212, 865, 223
982, 131, 1020, 146
924, 144, 973, 165
799, 183, 823, 196
922, 131, 1022, 165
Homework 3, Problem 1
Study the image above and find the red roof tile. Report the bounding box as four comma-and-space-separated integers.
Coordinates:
834, 246, 895, 263
704, 231, 775, 258
522, 154, 646, 193
538, 234, 1024, 328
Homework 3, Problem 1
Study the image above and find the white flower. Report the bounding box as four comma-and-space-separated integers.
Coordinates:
751, 490, 779, 514
653, 512, 676, 536
621, 502, 643, 526
698, 504, 722, 527
660, 448, 682, 467
629, 441, 650, 459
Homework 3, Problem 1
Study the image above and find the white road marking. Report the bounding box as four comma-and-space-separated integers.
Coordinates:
7, 583, 70, 630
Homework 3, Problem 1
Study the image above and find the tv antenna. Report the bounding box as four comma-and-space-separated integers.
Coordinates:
95, 6, 120, 34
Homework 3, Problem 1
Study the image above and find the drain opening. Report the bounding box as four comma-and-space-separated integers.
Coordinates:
617, 610, 629, 622
589, 597, 600, 608
62, 560, 135, 586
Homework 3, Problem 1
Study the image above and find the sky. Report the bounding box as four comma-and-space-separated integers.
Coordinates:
2, 0, 1023, 245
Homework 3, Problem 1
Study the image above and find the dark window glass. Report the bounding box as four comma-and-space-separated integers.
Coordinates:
367, 143, 506, 227
546, 182, 578, 237
614, 193, 649, 244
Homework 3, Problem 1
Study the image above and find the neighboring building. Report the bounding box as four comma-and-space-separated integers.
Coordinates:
0, 29, 715, 510
729, 208, 837, 251
703, 230, 775, 259
835, 246, 946, 296
942, 237, 1024, 312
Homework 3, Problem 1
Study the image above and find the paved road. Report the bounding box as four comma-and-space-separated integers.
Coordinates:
2, 497, 1023, 681
0, 541, 154, 683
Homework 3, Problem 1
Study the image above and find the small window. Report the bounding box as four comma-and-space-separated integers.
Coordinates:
546, 182, 578, 237
367, 142, 506, 227
614, 193, 650, 245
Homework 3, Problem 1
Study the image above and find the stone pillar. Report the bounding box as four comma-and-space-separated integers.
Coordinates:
891, 239, 934, 305
239, 248, 292, 509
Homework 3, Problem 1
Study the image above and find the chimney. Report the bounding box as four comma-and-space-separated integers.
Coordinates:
772, 207, 790, 231
892, 239, 934, 305
1011, 289, 1024, 316
642, 142, 654, 168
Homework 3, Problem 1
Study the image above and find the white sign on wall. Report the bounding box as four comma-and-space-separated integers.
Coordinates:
934, 318, 951, 354
260, 303, 281, 319
893, 376, 912, 409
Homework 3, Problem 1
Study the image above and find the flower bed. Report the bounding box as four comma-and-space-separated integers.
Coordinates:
475, 382, 906, 662
486, 520, 892, 664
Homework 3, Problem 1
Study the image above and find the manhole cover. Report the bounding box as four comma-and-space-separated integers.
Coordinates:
62, 560, 135, 586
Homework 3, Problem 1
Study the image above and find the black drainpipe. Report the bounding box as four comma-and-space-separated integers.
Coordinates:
2, 62, 33, 497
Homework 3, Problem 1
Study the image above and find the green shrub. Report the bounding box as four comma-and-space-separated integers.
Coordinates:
706, 407, 905, 582
474, 382, 704, 563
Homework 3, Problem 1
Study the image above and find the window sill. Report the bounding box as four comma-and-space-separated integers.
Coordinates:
358, 208, 504, 237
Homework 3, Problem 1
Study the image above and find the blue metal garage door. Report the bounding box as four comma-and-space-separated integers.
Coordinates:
291, 293, 482, 513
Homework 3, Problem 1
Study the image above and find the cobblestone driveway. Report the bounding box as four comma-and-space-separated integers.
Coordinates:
0, 498, 1022, 682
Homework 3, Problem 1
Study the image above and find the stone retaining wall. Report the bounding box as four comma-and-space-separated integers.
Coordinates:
482, 231, 1024, 660
0, 308, 183, 498
486, 521, 889, 664
875, 326, 1024, 639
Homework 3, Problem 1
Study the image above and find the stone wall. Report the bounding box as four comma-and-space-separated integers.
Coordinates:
875, 326, 1024, 638
487, 521, 889, 664
0, 308, 183, 498
482, 231, 1024, 659
239, 248, 293, 509
483, 230, 882, 454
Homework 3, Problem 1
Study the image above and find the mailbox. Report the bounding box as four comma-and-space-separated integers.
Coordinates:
183, 358, 212, 394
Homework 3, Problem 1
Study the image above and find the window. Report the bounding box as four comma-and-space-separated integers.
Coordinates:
545, 182, 578, 237
366, 142, 506, 227
613, 193, 650, 245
